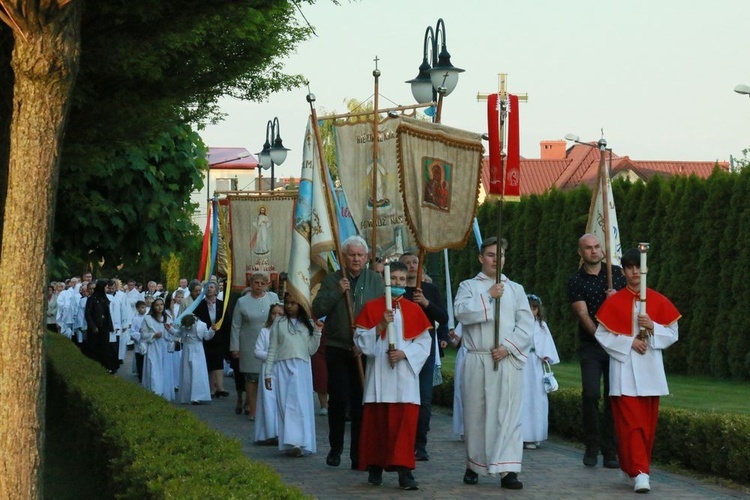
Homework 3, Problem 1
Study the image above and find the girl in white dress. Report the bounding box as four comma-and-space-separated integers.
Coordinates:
253, 303, 285, 444
140, 298, 176, 401
174, 314, 214, 404
264, 294, 322, 457
521, 294, 560, 449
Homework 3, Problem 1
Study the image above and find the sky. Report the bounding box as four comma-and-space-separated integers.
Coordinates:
199, 0, 750, 182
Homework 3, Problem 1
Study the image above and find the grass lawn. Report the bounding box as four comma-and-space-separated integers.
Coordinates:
439, 350, 750, 416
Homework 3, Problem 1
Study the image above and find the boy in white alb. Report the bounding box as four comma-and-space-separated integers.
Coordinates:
354, 261, 432, 490
595, 248, 680, 494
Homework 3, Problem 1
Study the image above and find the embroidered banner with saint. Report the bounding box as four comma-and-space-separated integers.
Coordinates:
227, 194, 296, 289
334, 118, 416, 260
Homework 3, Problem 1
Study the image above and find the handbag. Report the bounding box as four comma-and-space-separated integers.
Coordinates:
542, 360, 559, 393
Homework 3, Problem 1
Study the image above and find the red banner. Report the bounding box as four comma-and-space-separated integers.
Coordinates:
505, 94, 521, 199
486, 93, 521, 199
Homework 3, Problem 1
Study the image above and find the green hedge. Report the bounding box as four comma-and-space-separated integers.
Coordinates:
46, 333, 306, 499
432, 371, 750, 486
434, 169, 750, 380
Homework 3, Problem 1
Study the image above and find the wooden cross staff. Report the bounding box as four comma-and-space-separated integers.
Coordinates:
476, 73, 528, 370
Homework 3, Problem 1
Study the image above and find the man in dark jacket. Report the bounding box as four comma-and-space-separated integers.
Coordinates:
313, 235, 384, 470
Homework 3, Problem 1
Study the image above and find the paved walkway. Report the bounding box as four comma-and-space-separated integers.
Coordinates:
119, 353, 748, 499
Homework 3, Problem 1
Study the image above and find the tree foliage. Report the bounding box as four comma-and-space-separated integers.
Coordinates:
2, 1, 317, 275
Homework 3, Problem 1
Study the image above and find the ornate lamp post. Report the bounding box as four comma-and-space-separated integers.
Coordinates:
405, 18, 464, 122
257, 117, 289, 190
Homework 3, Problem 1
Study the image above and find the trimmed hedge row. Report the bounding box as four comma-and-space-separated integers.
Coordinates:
433, 372, 750, 486
46, 333, 306, 499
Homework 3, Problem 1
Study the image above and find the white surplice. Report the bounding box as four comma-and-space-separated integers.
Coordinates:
354, 308, 431, 405
595, 301, 678, 397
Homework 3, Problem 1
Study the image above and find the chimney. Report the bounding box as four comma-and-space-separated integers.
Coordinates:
540, 140, 567, 160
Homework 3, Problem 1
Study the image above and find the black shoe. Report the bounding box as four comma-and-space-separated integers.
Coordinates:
415, 449, 430, 461
325, 449, 341, 467
350, 460, 359, 470
603, 456, 620, 469
583, 450, 598, 467
398, 470, 418, 490
501, 472, 523, 490
216, 390, 230, 397
368, 466, 383, 486
463, 468, 478, 485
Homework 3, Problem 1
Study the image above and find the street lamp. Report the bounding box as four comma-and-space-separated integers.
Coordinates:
734, 84, 750, 96
405, 18, 464, 120
257, 117, 289, 190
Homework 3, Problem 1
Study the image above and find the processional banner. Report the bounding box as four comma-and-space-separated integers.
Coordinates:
335, 118, 416, 260
395, 117, 484, 251
227, 194, 296, 290
586, 166, 622, 266
286, 119, 337, 314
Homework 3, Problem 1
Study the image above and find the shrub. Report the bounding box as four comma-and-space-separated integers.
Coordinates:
46, 334, 306, 499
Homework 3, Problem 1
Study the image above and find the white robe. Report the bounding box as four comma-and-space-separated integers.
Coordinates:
266, 318, 321, 454
451, 324, 467, 439
254, 327, 278, 442
355, 308, 431, 405
453, 272, 534, 476
110, 291, 133, 360
56, 288, 77, 338
74, 295, 88, 343
175, 320, 214, 403
521, 320, 560, 443
595, 301, 678, 397
140, 315, 175, 401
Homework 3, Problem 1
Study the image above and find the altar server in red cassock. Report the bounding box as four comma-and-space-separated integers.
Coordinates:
595, 248, 680, 494
354, 261, 432, 491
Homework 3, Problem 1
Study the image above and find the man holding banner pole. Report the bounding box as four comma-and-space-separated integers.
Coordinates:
568, 233, 626, 468
453, 236, 533, 489
313, 235, 384, 470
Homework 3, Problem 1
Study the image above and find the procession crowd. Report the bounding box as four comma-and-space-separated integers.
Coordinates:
46, 232, 679, 495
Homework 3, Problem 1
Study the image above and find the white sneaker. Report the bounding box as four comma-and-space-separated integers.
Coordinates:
634, 473, 650, 493
318, 407, 328, 416
523, 442, 537, 449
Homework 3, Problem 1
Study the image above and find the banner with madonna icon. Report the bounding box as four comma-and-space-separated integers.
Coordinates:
396, 117, 484, 251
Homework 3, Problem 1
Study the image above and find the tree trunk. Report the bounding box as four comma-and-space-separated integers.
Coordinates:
0, 3, 81, 497
0, 24, 13, 243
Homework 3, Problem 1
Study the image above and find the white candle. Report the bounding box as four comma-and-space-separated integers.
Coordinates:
383, 264, 396, 346
639, 243, 649, 316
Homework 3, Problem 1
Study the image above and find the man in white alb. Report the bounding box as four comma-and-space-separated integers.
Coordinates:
453, 237, 533, 490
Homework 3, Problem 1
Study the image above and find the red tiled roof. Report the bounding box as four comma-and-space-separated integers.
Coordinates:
480, 144, 729, 196
207, 147, 259, 170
